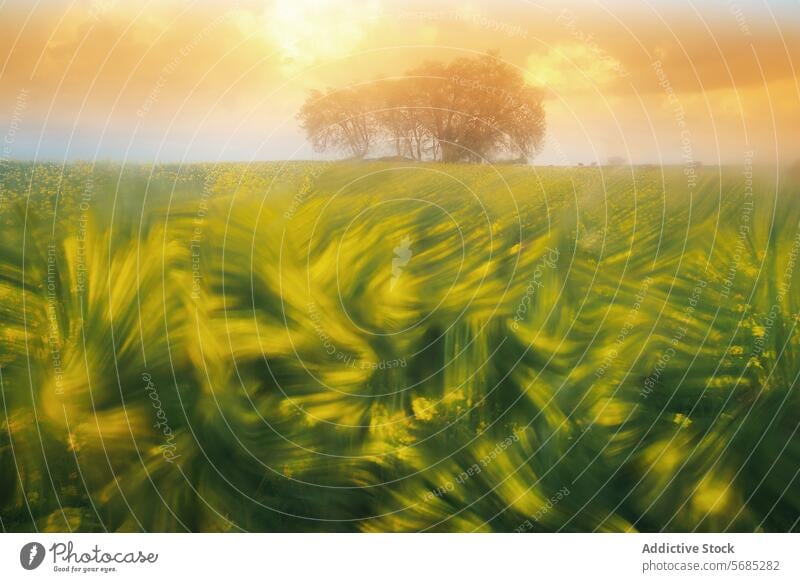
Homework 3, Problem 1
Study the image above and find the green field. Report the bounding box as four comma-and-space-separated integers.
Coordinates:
1, 161, 798, 532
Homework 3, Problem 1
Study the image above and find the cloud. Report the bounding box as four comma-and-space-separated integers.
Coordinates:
0, 0, 796, 162
525, 43, 627, 94
265, 0, 382, 69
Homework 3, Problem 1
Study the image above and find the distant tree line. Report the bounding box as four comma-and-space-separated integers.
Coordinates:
297, 54, 546, 163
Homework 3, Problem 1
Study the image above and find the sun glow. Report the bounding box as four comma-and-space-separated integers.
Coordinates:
266, 0, 382, 68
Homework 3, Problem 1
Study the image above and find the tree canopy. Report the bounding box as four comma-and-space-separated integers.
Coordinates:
297, 54, 546, 163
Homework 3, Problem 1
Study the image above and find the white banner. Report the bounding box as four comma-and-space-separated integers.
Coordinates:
0, 533, 797, 581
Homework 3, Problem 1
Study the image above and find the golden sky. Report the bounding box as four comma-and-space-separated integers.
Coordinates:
0, 0, 798, 164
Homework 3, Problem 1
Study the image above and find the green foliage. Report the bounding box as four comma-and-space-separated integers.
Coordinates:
0, 161, 798, 531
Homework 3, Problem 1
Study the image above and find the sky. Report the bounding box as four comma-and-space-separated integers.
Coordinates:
0, 0, 798, 165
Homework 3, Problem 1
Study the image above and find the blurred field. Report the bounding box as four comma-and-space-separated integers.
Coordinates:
0, 160, 798, 532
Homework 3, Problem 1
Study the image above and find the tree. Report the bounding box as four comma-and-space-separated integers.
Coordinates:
297, 87, 375, 158
297, 54, 546, 163
419, 53, 546, 162
372, 78, 434, 161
